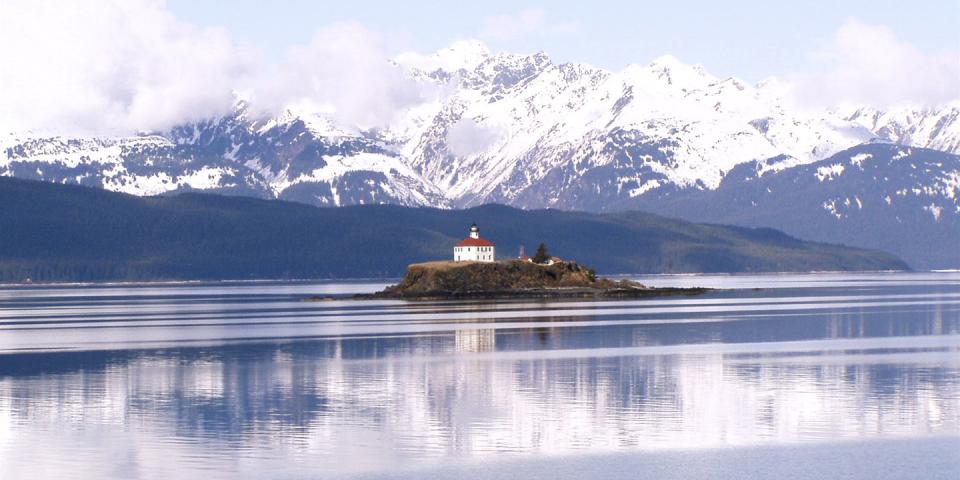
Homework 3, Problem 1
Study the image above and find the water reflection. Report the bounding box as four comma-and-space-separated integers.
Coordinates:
1, 335, 958, 474
0, 273, 958, 479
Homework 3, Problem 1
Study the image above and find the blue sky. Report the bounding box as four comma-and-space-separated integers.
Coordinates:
167, 0, 960, 81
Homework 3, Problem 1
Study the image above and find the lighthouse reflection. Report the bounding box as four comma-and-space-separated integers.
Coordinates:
455, 328, 497, 352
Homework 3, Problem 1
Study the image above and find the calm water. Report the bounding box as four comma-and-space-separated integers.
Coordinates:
0, 272, 958, 479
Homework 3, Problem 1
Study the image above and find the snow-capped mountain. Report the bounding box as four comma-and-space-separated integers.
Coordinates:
4, 41, 955, 210
391, 43, 894, 210
1, 102, 448, 207
629, 143, 960, 269
2, 40, 958, 265
838, 103, 960, 154
408, 42, 945, 211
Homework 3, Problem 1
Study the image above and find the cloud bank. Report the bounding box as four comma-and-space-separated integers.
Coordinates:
0, 0, 432, 135
0, 0, 252, 135
446, 118, 503, 157
0, 3, 954, 136
789, 19, 959, 108
251, 23, 434, 130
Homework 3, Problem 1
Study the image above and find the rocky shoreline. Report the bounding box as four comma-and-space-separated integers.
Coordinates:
307, 260, 712, 301
355, 285, 711, 300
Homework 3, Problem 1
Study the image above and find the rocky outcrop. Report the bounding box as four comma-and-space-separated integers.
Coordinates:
362, 260, 709, 300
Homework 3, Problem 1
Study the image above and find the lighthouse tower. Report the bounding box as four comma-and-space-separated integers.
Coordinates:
453, 223, 496, 262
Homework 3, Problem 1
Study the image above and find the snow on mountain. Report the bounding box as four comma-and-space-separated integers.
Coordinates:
2, 102, 447, 206
837, 102, 960, 154
626, 143, 960, 269
2, 40, 958, 214
395, 40, 491, 77
389, 47, 880, 209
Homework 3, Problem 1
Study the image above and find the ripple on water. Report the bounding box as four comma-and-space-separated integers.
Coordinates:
0, 273, 958, 479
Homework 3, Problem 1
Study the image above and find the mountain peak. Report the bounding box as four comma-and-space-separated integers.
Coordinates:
647, 54, 708, 75
440, 39, 491, 61
648, 54, 685, 68
618, 55, 715, 92
395, 39, 491, 73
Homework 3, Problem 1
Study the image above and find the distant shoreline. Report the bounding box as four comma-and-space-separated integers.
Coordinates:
0, 269, 932, 288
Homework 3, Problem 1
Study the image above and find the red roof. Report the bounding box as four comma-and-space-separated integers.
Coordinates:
456, 237, 495, 247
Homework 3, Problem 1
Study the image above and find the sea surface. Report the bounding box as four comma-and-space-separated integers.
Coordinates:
0, 272, 958, 479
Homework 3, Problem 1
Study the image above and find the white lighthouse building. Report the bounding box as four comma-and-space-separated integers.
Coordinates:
453, 223, 496, 262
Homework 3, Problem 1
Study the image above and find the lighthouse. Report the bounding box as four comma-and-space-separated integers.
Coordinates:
453, 223, 496, 262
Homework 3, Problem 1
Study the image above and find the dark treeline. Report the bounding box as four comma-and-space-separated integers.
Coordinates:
0, 177, 907, 282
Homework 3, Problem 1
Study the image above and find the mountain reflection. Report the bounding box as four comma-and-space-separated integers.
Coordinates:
2, 328, 957, 462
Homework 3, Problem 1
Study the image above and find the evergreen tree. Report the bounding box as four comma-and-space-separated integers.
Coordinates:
532, 243, 550, 264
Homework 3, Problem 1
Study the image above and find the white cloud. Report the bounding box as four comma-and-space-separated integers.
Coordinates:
479, 8, 581, 41
788, 19, 960, 108
251, 23, 435, 130
0, 0, 254, 135
446, 117, 503, 157
0, 5, 953, 136
0, 1, 434, 135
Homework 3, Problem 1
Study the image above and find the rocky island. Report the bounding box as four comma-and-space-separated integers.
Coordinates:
350, 260, 710, 300
304, 224, 711, 301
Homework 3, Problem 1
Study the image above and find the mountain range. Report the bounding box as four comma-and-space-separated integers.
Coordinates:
632, 143, 959, 268
2, 40, 957, 268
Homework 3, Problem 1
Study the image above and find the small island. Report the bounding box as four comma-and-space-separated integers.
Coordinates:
356, 259, 710, 300
309, 223, 710, 301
